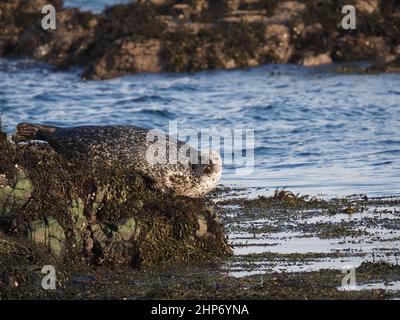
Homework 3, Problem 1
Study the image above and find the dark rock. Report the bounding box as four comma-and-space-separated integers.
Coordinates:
0, 166, 33, 214
355, 0, 380, 14
272, 1, 306, 23
369, 55, 400, 73
83, 39, 163, 80
29, 218, 66, 258
70, 275, 96, 289
334, 34, 391, 62
301, 52, 332, 66
111, 218, 140, 242
260, 24, 293, 63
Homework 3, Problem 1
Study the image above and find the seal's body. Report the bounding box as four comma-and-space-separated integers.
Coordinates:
14, 123, 222, 198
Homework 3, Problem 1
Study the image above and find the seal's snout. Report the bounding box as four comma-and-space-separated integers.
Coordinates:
194, 150, 222, 177
191, 149, 222, 197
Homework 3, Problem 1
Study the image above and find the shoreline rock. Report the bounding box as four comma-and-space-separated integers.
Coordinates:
0, 121, 232, 270
0, 0, 399, 79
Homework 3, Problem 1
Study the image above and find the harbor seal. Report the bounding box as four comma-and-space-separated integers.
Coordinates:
14, 123, 222, 198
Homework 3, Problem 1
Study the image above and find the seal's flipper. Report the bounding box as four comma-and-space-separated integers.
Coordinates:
14, 123, 57, 142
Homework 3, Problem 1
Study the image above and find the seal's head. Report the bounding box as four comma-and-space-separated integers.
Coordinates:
193, 149, 222, 197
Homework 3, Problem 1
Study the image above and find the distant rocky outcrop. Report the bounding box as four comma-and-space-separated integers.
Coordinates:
0, 0, 399, 79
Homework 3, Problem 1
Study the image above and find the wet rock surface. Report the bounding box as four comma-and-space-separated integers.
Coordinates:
1, 0, 399, 79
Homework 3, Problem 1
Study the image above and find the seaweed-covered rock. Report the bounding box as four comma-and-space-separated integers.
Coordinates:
301, 52, 332, 66
83, 38, 163, 80
0, 122, 232, 269
111, 218, 140, 242
29, 218, 66, 258
260, 24, 293, 63
272, 1, 306, 22
355, 0, 380, 14
0, 166, 33, 216
1, 0, 399, 78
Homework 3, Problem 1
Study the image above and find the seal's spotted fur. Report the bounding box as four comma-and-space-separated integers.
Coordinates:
15, 123, 222, 198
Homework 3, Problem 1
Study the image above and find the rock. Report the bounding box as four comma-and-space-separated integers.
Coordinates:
91, 223, 108, 250
69, 198, 86, 231
196, 215, 208, 237
356, 0, 380, 14
272, 1, 306, 22
0, 1, 22, 55
137, 0, 171, 5
0, 122, 232, 270
83, 229, 94, 255
193, 0, 209, 14
29, 218, 66, 258
365, 36, 392, 63
0, 166, 33, 214
261, 24, 293, 63
369, 56, 400, 73
301, 52, 332, 66
293, 22, 331, 55
33, 44, 51, 59
69, 197, 88, 250
10, 167, 32, 207
111, 218, 140, 242
83, 39, 163, 80
133, 199, 144, 210
224, 10, 268, 23
40, 9, 98, 67
227, 0, 241, 12
223, 58, 237, 69
0, 182, 12, 214
121, 39, 163, 72
383, 56, 400, 72
1, 0, 399, 79
172, 4, 193, 20
47, 218, 66, 257
334, 34, 390, 62
100, 241, 138, 267
110, 231, 122, 242
19, 0, 63, 14
70, 275, 96, 289
240, 0, 267, 10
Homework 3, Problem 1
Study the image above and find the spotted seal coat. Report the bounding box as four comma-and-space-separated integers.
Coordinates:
14, 123, 222, 198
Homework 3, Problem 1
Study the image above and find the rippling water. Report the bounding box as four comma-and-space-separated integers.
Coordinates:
2, 58, 399, 197
64, 0, 130, 12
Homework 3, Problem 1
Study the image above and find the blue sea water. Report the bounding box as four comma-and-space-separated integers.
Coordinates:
1, 0, 400, 198
64, 0, 130, 12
